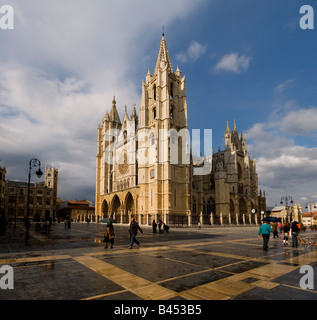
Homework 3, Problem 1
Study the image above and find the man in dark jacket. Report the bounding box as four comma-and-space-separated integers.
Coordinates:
129, 217, 143, 249
291, 221, 300, 248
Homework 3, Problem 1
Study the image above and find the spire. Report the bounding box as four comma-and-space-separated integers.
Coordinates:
154, 33, 173, 74
109, 96, 121, 123
175, 64, 181, 78
225, 121, 230, 134
233, 119, 237, 132
122, 104, 130, 122
131, 104, 137, 120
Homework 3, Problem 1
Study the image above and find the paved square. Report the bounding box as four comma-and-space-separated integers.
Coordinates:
1, 223, 317, 300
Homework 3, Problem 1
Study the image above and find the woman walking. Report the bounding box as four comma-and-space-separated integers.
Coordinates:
258, 221, 272, 251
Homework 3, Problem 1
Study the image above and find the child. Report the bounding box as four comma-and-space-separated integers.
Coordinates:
283, 231, 289, 246
283, 223, 290, 246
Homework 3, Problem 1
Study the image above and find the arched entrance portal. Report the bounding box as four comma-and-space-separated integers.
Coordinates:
124, 192, 134, 224
239, 198, 247, 224
102, 200, 109, 218
111, 195, 121, 220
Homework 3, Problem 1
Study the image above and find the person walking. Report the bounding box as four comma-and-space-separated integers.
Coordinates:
128, 217, 143, 249
272, 222, 278, 238
103, 225, 115, 249
278, 222, 283, 235
291, 221, 300, 248
152, 220, 157, 233
258, 221, 272, 251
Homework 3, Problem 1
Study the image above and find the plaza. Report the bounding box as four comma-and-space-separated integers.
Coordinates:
0, 222, 317, 301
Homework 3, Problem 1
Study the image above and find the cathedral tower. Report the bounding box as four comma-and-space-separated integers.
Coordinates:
138, 33, 190, 222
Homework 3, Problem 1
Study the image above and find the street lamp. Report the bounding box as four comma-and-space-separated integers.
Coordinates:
280, 196, 294, 224
25, 158, 43, 245
305, 202, 317, 227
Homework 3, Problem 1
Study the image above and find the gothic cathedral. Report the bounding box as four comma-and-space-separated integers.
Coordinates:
95, 34, 266, 226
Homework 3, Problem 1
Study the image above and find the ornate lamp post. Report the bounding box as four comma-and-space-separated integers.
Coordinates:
305, 202, 317, 227
25, 158, 43, 245
280, 196, 294, 224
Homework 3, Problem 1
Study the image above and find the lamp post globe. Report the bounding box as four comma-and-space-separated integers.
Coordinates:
25, 158, 43, 245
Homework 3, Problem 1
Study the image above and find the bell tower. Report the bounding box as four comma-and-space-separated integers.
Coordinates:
138, 33, 190, 222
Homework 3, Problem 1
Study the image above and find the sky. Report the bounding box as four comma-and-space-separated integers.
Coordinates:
0, 0, 317, 208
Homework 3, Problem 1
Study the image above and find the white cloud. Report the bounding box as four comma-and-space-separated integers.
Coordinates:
176, 40, 207, 63
245, 107, 317, 207
279, 107, 317, 136
214, 53, 251, 73
274, 79, 295, 94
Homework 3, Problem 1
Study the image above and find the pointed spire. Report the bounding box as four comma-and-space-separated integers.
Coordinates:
131, 104, 137, 120
109, 96, 121, 123
225, 121, 230, 133
146, 67, 151, 83
175, 65, 181, 78
122, 104, 130, 122
155, 33, 173, 74
233, 119, 237, 132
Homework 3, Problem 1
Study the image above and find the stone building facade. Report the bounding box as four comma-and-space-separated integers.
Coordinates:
95, 35, 266, 226
4, 167, 58, 222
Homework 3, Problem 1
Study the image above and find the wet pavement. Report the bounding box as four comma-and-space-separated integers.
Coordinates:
0, 222, 317, 300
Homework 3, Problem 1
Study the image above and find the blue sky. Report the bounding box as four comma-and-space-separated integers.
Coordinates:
0, 0, 317, 208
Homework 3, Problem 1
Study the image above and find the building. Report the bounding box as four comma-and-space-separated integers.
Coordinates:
270, 203, 302, 223
95, 34, 266, 226
302, 211, 317, 227
59, 200, 95, 222
4, 167, 58, 222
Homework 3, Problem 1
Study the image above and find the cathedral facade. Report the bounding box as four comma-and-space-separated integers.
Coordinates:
95, 35, 266, 226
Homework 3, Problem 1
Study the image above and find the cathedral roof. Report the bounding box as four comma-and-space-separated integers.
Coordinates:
155, 34, 173, 74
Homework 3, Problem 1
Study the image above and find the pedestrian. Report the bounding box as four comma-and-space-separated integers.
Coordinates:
152, 220, 157, 233
258, 221, 272, 251
198, 221, 201, 229
283, 223, 290, 246
103, 225, 115, 248
278, 221, 283, 235
128, 217, 143, 249
291, 221, 300, 248
158, 219, 163, 233
272, 222, 278, 238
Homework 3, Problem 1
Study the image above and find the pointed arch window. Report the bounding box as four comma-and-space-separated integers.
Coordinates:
153, 84, 157, 100
170, 82, 173, 99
